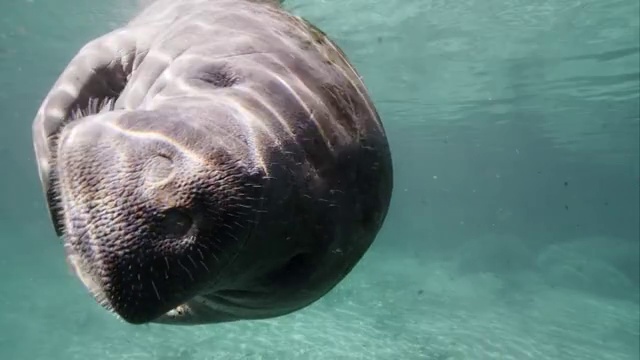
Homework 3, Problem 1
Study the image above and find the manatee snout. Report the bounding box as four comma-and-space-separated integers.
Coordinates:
57, 111, 260, 324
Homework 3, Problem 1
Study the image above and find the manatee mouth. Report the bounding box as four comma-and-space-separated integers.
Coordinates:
61, 205, 215, 324
65, 246, 193, 323
63, 225, 249, 325
58, 192, 209, 324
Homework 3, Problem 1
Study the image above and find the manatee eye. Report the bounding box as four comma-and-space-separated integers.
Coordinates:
158, 208, 193, 238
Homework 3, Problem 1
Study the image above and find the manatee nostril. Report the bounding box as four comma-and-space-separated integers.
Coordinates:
145, 154, 175, 184
158, 208, 193, 238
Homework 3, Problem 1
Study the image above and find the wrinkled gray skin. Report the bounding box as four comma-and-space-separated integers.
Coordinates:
32, 0, 393, 325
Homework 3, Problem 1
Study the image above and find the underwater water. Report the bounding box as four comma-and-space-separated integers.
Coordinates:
0, 0, 638, 359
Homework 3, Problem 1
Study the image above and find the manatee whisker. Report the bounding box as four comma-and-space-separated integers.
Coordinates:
151, 280, 161, 301
199, 261, 210, 273
71, 97, 117, 120
199, 241, 223, 253
209, 251, 221, 263
196, 243, 221, 262
187, 254, 198, 268
177, 260, 194, 281
224, 211, 247, 218
224, 233, 240, 242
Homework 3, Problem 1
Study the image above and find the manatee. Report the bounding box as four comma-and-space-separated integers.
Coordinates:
31, 0, 393, 325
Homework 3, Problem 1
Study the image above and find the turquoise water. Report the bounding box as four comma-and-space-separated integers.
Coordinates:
1, 0, 638, 359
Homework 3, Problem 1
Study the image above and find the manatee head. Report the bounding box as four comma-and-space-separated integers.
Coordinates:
51, 106, 263, 324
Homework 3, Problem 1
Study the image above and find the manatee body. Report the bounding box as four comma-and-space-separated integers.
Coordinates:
32, 0, 393, 325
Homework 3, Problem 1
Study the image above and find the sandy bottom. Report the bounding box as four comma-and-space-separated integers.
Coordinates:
2, 234, 638, 360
